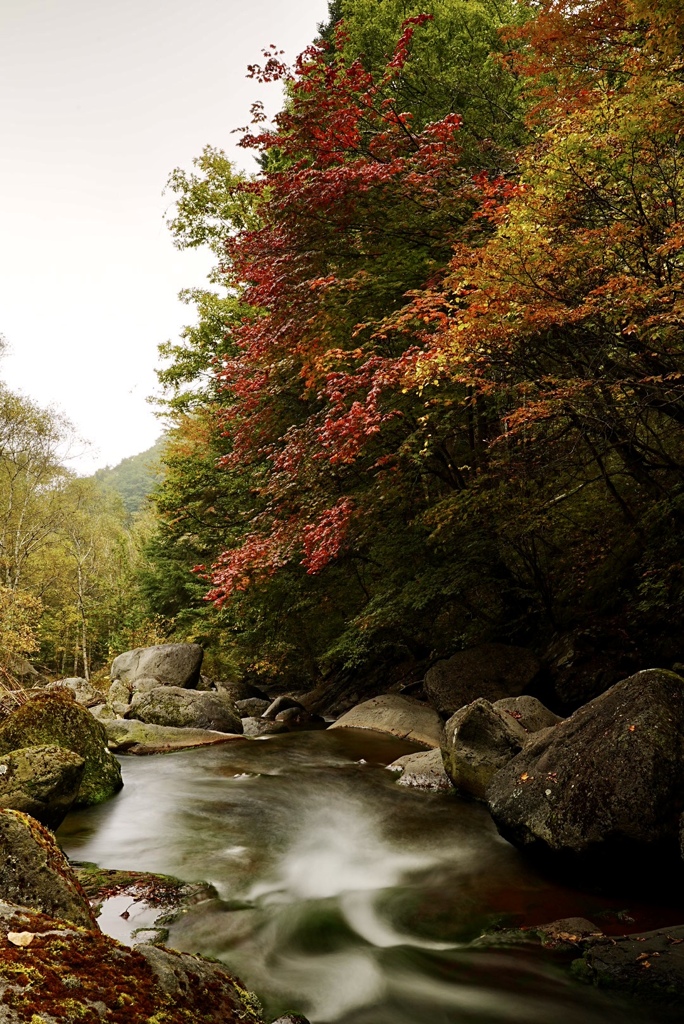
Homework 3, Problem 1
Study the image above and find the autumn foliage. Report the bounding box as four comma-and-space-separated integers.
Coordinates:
153, 0, 684, 686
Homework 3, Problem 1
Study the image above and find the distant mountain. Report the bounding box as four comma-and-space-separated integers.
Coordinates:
93, 436, 166, 515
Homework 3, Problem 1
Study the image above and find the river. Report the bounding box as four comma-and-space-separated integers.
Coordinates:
57, 729, 676, 1024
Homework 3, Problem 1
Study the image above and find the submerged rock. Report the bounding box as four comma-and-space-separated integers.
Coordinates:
487, 669, 684, 862
0, 692, 122, 807
0, 808, 97, 929
128, 687, 243, 734
573, 924, 684, 1007
424, 644, 542, 716
329, 694, 443, 748
442, 696, 559, 800
388, 748, 452, 792
0, 745, 84, 829
104, 718, 242, 754
0, 900, 264, 1023
111, 642, 204, 689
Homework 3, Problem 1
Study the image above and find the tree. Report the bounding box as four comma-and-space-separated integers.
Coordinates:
150, 5, 531, 687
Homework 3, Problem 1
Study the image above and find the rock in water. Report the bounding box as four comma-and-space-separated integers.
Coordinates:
388, 748, 452, 791
486, 669, 684, 862
104, 719, 242, 754
0, 745, 85, 829
329, 694, 443, 748
262, 695, 305, 719
111, 642, 204, 689
0, 693, 122, 808
424, 644, 541, 716
573, 924, 684, 1007
0, 808, 97, 929
128, 687, 243, 733
442, 696, 560, 800
0, 901, 265, 1023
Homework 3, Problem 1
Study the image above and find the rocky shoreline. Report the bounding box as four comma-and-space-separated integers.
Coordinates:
4, 639, 684, 1016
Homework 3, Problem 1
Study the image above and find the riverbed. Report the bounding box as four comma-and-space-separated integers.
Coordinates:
57, 729, 677, 1023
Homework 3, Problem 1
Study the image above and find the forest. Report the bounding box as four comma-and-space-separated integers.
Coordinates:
3, 0, 684, 700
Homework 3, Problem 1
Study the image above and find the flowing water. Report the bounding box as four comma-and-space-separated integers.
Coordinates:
58, 729, 678, 1024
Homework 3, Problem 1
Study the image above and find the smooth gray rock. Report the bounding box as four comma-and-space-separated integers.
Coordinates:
388, 748, 452, 792
45, 677, 104, 707
442, 696, 558, 800
111, 643, 204, 689
107, 677, 133, 714
329, 695, 444, 748
487, 669, 684, 859
262, 695, 305, 720
236, 697, 271, 717
128, 687, 243, 733
425, 644, 541, 716
493, 695, 561, 733
0, 745, 85, 829
241, 717, 288, 737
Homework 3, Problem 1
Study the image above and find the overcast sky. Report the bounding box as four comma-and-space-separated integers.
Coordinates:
0, 0, 329, 473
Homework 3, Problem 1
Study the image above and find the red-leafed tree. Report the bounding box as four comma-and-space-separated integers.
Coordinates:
153, 1, 529, 686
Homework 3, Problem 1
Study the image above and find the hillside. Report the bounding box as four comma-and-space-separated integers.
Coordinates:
93, 436, 166, 515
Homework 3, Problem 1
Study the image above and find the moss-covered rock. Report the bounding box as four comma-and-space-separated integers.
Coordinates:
0, 692, 122, 807
127, 687, 242, 734
0, 808, 97, 929
0, 899, 264, 1023
0, 745, 85, 829
103, 718, 242, 755
486, 669, 684, 863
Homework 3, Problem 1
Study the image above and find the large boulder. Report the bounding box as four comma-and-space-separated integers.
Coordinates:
0, 808, 97, 929
388, 748, 452, 792
329, 695, 443, 748
425, 644, 541, 716
0, 745, 85, 829
442, 696, 561, 800
128, 687, 243, 734
0, 693, 122, 807
486, 669, 684, 862
0, 901, 265, 1023
110, 643, 204, 690
104, 719, 242, 755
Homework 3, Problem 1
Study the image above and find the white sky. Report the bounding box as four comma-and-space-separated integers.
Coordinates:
0, 0, 329, 473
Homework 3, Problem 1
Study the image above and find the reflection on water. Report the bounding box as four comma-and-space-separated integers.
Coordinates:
58, 730, 673, 1024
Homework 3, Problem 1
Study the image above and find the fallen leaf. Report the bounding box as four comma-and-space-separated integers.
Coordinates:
7, 932, 34, 947
520, 772, 530, 781
628, 725, 637, 732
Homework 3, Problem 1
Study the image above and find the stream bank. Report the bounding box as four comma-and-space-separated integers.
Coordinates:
58, 730, 682, 1024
